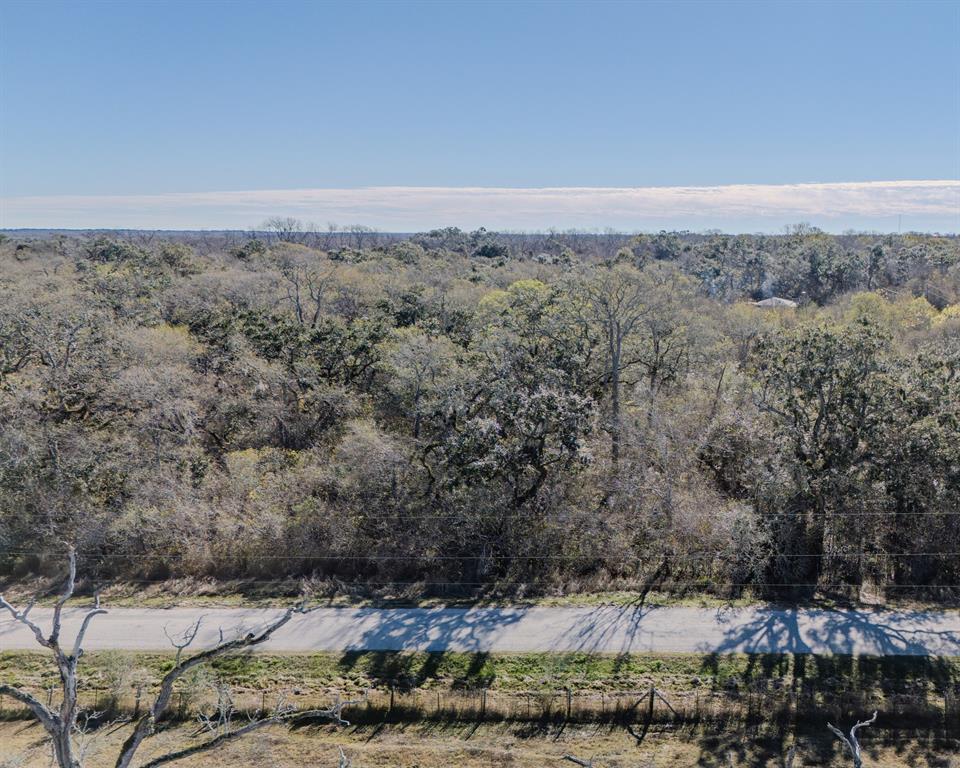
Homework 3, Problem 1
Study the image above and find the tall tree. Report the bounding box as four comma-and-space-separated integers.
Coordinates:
751, 321, 892, 587
582, 264, 650, 465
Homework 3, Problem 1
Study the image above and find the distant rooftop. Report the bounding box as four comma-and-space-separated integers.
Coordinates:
752, 297, 798, 308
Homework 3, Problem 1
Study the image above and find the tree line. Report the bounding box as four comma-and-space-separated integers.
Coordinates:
0, 227, 957, 600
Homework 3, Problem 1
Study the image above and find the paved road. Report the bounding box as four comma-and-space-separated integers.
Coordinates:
2, 605, 959, 656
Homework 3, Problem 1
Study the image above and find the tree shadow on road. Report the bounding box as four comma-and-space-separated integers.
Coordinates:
698, 605, 960, 656
549, 603, 659, 654
334, 605, 528, 652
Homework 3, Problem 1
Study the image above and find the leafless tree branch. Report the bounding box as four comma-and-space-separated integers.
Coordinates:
827, 711, 877, 768
0, 548, 109, 768
0, 553, 333, 768
134, 692, 360, 768
0, 595, 48, 649
114, 604, 310, 768
0, 684, 58, 731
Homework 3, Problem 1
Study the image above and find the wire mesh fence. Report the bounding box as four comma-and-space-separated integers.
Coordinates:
2, 682, 958, 735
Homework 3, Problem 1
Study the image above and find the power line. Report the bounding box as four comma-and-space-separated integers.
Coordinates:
173, 511, 960, 521
5, 550, 960, 561
2, 577, 955, 589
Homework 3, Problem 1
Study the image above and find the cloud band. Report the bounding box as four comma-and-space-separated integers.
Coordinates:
2, 180, 958, 233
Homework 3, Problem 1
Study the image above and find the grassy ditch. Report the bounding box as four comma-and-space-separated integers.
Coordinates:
2, 650, 958, 737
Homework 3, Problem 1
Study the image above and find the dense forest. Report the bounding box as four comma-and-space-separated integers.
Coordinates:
1, 226, 958, 601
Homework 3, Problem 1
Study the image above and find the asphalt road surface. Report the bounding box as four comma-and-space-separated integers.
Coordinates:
2, 605, 959, 656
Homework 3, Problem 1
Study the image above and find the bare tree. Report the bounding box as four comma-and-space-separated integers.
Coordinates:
131, 689, 364, 768
0, 550, 356, 768
827, 711, 877, 768
0, 548, 106, 768
72, 709, 109, 767
345, 224, 377, 250
276, 254, 338, 328
582, 264, 650, 465
262, 217, 306, 244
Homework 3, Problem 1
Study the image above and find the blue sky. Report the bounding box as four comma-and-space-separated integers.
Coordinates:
1, 0, 958, 231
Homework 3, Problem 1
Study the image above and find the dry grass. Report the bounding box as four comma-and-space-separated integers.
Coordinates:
4, 572, 957, 611
1, 720, 957, 767
3, 651, 958, 765
0, 575, 764, 610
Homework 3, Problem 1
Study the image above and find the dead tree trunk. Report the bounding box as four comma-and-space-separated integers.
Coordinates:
1, 549, 356, 768
827, 711, 877, 768
0, 548, 104, 768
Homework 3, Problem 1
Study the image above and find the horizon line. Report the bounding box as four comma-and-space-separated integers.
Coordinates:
2, 180, 958, 234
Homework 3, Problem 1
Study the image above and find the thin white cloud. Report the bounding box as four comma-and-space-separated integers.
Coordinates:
2, 181, 958, 232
